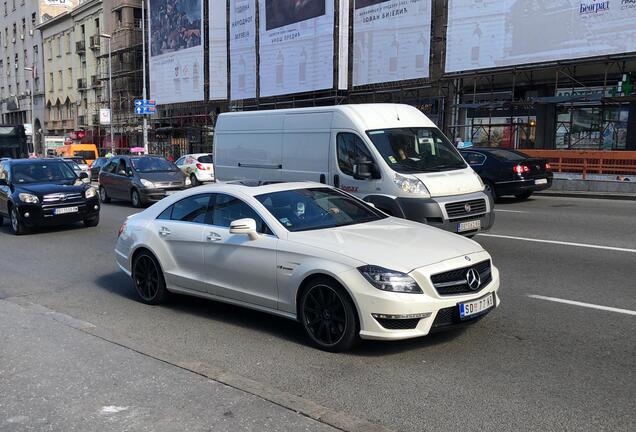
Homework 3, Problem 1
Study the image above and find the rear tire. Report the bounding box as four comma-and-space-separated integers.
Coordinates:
131, 189, 143, 208
9, 206, 26, 235
190, 174, 199, 187
84, 215, 100, 227
515, 191, 533, 200
132, 251, 168, 305
99, 186, 111, 203
299, 277, 360, 352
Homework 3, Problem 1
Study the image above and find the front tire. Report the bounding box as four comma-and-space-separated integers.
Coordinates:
299, 278, 359, 352
99, 186, 111, 203
9, 206, 26, 235
132, 251, 168, 305
84, 215, 100, 227
131, 189, 143, 208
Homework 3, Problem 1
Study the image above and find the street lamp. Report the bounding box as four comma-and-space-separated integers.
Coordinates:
24, 67, 36, 155
142, 1, 149, 154
100, 33, 114, 154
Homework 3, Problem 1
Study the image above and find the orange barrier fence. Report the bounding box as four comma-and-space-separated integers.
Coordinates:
522, 150, 636, 179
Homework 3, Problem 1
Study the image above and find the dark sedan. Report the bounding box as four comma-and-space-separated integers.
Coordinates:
98, 155, 189, 208
0, 159, 100, 235
460, 148, 553, 200
90, 157, 110, 181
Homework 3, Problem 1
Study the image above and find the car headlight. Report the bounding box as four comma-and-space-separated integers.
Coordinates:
18, 193, 39, 204
185, 176, 191, 186
358, 265, 423, 294
393, 173, 430, 196
85, 187, 97, 199
140, 179, 154, 188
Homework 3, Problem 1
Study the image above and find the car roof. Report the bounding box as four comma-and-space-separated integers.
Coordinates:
5, 158, 68, 165
192, 181, 329, 197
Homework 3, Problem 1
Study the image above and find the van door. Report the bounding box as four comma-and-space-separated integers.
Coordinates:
329, 132, 382, 197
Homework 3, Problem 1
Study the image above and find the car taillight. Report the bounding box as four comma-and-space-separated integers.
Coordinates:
545, 163, 551, 170
196, 163, 205, 170
118, 222, 127, 238
513, 164, 530, 174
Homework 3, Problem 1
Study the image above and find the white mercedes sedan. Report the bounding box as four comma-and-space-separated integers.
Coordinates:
115, 182, 500, 352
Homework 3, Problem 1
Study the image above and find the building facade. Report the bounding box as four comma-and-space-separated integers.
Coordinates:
0, 0, 47, 152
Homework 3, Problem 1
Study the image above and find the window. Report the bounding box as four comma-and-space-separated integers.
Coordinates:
175, 156, 185, 166
461, 151, 486, 166
211, 194, 271, 234
162, 194, 212, 223
197, 154, 213, 163
336, 133, 374, 177
102, 159, 118, 174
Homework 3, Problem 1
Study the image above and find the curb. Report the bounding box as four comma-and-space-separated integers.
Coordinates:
535, 191, 636, 201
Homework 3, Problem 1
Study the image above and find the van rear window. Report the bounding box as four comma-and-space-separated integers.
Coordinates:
74, 150, 97, 160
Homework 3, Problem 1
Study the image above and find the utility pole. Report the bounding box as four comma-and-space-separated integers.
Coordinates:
24, 67, 36, 155
100, 34, 114, 154
142, 0, 149, 153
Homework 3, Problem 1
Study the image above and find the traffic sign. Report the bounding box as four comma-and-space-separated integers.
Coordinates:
133, 99, 157, 115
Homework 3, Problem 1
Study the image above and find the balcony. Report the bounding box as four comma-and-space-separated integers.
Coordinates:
112, 0, 141, 12
78, 115, 86, 126
90, 75, 100, 88
112, 29, 142, 52
76, 40, 86, 54
89, 35, 100, 50
62, 119, 75, 129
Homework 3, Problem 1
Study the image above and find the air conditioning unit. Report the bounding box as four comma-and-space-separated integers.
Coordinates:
12, 37, 16, 43
20, 34, 24, 40
29, 29, 33, 36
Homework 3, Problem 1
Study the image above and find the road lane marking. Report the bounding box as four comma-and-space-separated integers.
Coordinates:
494, 209, 528, 213
528, 295, 636, 316
477, 233, 636, 254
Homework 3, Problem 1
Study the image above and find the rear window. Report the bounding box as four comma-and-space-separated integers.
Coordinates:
487, 149, 528, 161
197, 155, 213, 163
74, 150, 97, 160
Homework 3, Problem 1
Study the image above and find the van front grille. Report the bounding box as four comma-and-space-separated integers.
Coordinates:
445, 199, 487, 219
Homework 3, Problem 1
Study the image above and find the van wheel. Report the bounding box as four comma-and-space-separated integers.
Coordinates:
99, 186, 111, 203
131, 189, 143, 208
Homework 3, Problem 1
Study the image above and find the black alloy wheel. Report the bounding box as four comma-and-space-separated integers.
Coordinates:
131, 189, 143, 208
99, 186, 111, 203
132, 252, 168, 305
300, 279, 359, 352
10, 206, 26, 235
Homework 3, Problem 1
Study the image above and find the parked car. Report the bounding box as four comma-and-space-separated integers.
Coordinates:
175, 153, 215, 186
214, 104, 494, 236
98, 155, 190, 208
90, 157, 110, 182
115, 182, 500, 352
460, 147, 553, 200
0, 158, 100, 235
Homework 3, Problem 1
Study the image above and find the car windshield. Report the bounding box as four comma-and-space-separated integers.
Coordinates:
11, 162, 77, 184
130, 157, 177, 173
366, 127, 466, 173
197, 155, 213, 163
256, 187, 386, 232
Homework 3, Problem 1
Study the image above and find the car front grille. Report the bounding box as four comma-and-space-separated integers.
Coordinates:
375, 318, 421, 330
445, 199, 487, 219
430, 260, 492, 296
153, 181, 182, 188
42, 192, 83, 204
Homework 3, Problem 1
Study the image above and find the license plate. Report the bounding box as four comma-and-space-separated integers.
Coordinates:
535, 178, 548, 185
459, 293, 495, 320
457, 219, 481, 233
54, 206, 79, 215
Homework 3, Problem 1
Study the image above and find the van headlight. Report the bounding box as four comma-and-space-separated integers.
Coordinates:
474, 173, 485, 189
358, 265, 423, 294
393, 173, 430, 196
85, 187, 97, 199
140, 179, 155, 188
18, 193, 39, 204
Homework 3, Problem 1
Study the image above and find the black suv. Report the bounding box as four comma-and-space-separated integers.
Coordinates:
98, 155, 188, 208
0, 159, 100, 235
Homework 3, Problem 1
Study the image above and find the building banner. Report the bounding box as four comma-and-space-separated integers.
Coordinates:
258, 0, 336, 97
353, 0, 432, 86
149, 0, 204, 105
39, 0, 80, 23
446, 0, 636, 73
209, 0, 228, 100
229, 0, 256, 100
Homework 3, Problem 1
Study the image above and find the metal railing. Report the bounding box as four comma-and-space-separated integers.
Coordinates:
522, 150, 636, 178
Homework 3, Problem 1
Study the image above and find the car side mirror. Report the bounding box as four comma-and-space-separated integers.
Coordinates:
79, 171, 89, 180
126, 168, 134, 177
353, 158, 374, 180
0, 178, 7, 186
229, 218, 259, 241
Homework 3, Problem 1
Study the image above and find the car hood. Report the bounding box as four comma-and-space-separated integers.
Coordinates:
287, 218, 484, 272
412, 167, 483, 197
18, 180, 87, 196
138, 171, 184, 183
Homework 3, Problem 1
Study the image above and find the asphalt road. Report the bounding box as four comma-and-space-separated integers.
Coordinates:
0, 195, 634, 432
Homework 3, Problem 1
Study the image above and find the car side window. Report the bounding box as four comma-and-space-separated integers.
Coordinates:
336, 133, 374, 177
0, 162, 8, 181
210, 194, 272, 235
172, 194, 212, 223
102, 159, 116, 174
462, 152, 486, 166
175, 157, 185, 167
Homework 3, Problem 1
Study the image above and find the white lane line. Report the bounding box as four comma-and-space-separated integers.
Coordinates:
494, 209, 528, 213
528, 295, 636, 316
477, 233, 636, 254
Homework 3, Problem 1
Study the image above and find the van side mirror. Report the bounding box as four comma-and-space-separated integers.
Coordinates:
229, 218, 259, 240
353, 157, 375, 180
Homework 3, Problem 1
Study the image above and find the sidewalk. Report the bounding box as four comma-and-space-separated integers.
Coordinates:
0, 300, 338, 432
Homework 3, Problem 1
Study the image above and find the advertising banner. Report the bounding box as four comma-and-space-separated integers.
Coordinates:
446, 0, 636, 73
149, 0, 204, 105
39, 0, 80, 23
229, 0, 257, 100
209, 0, 228, 100
258, 0, 337, 97
353, 0, 431, 86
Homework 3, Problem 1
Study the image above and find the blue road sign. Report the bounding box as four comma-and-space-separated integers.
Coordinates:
133, 100, 157, 115
134, 100, 143, 107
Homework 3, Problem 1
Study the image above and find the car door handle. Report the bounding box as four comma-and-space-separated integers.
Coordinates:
159, 227, 171, 237
206, 232, 222, 242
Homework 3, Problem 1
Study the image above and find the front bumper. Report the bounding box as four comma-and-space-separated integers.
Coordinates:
16, 197, 100, 227
339, 251, 500, 341
138, 187, 185, 203
495, 176, 553, 196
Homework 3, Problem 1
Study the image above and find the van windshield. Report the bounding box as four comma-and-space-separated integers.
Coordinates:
366, 128, 466, 173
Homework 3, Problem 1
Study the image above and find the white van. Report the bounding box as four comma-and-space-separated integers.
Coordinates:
214, 104, 494, 235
